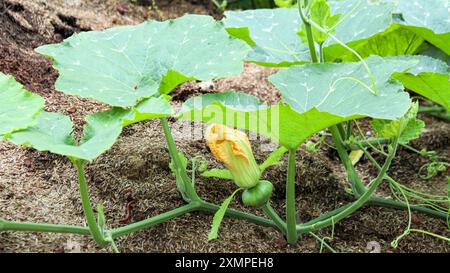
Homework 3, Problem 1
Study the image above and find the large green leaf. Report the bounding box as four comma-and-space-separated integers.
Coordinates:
389, 55, 450, 110
271, 56, 415, 119
421, 45, 450, 66
179, 57, 415, 149
393, 0, 450, 55
327, 0, 394, 44
372, 102, 424, 144
0, 73, 45, 136
6, 95, 172, 160
333, 24, 426, 61
178, 92, 356, 149
8, 110, 124, 161
323, 0, 395, 60
36, 15, 250, 107
224, 1, 395, 66
121, 96, 173, 126
223, 8, 310, 66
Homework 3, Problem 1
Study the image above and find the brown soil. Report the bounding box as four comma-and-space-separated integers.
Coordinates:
0, 0, 449, 253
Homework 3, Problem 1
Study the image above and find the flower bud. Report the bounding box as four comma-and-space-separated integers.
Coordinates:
205, 124, 260, 189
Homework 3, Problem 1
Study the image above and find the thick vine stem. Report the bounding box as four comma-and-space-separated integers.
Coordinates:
198, 200, 279, 230
0, 219, 91, 234
0, 118, 279, 243
262, 203, 287, 234
428, 111, 450, 121
345, 138, 391, 150
160, 118, 200, 201
297, 0, 318, 63
73, 160, 110, 246
296, 135, 400, 234
111, 200, 280, 238
299, 203, 353, 227
286, 148, 298, 244
111, 203, 199, 238
329, 126, 366, 195
418, 106, 446, 113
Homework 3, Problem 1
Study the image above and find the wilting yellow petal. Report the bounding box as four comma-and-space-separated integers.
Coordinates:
349, 149, 364, 166
205, 124, 260, 189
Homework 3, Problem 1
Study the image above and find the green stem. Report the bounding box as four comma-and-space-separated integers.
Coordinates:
295, 192, 448, 234
73, 160, 109, 246
336, 123, 347, 142
111, 203, 198, 238
198, 201, 279, 230
0, 219, 90, 234
428, 111, 450, 121
304, 0, 365, 196
360, 146, 449, 220
346, 138, 391, 150
308, 232, 337, 253
298, 203, 353, 228
408, 229, 450, 243
308, 19, 377, 94
345, 121, 353, 141
367, 197, 449, 220
110, 239, 120, 253
319, 43, 325, 63
160, 118, 200, 201
2, 202, 280, 240
296, 136, 400, 233
419, 106, 450, 121
286, 148, 298, 244
418, 106, 446, 113
298, 0, 318, 63
329, 126, 366, 195
262, 203, 287, 234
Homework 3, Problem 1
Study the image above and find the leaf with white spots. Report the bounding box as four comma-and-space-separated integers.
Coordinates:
421, 45, 450, 66
0, 72, 45, 136
178, 92, 353, 149
36, 15, 250, 107
223, 8, 310, 66
270, 56, 415, 119
393, 0, 450, 55
332, 24, 426, 61
323, 0, 395, 61
224, 1, 395, 65
326, 0, 394, 44
8, 110, 125, 161
178, 57, 414, 149
6, 94, 172, 160
390, 55, 450, 110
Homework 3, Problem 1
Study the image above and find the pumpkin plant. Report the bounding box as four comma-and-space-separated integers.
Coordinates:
0, 15, 279, 251
179, 0, 449, 244
0, 0, 449, 251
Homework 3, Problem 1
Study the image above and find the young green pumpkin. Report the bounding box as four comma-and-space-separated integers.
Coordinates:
205, 124, 273, 207
241, 180, 273, 207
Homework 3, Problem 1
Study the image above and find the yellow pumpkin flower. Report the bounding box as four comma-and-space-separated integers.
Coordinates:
205, 124, 261, 189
